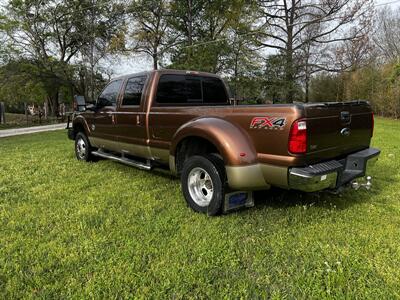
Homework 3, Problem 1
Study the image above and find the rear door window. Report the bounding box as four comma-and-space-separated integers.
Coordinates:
156, 74, 187, 104
155, 74, 228, 105
186, 76, 202, 103
202, 77, 228, 104
122, 76, 147, 106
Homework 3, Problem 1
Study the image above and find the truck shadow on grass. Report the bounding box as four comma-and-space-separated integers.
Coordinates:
147, 165, 386, 213
252, 185, 385, 212
107, 162, 388, 213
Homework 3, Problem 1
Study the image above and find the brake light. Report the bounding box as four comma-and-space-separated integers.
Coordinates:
289, 119, 307, 154
371, 112, 374, 137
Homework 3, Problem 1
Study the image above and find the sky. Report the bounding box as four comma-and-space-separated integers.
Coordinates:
110, 0, 400, 77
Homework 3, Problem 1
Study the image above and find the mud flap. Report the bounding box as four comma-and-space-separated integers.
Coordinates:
222, 191, 254, 214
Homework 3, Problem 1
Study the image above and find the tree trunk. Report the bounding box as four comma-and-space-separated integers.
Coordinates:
44, 98, 48, 119
187, 0, 193, 61
305, 65, 310, 103
234, 51, 239, 101
153, 52, 158, 70
285, 20, 295, 103
285, 50, 295, 103
305, 78, 309, 103
48, 89, 60, 117
0, 102, 5, 124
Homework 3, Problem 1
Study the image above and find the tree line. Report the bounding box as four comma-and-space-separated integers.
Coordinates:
0, 0, 398, 118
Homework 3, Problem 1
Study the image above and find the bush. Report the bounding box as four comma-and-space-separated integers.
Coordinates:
310, 62, 400, 118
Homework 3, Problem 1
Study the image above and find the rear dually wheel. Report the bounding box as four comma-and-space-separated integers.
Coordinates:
181, 155, 226, 215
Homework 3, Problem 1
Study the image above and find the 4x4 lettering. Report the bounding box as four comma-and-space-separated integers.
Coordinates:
250, 117, 286, 130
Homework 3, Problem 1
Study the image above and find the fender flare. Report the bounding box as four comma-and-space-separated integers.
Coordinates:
72, 115, 90, 136
170, 117, 258, 168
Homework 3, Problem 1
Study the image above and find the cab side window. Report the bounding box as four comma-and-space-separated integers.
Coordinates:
202, 77, 228, 103
156, 74, 187, 104
155, 74, 228, 105
98, 80, 122, 106
186, 76, 202, 103
122, 76, 147, 106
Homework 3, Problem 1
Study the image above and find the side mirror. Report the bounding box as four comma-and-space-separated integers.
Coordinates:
74, 95, 87, 112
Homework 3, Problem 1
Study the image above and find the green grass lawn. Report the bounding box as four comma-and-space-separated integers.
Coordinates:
0, 118, 399, 298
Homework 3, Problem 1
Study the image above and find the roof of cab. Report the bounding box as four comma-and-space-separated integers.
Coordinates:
111, 69, 221, 81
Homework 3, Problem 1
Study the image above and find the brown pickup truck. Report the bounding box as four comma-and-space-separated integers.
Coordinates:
67, 69, 380, 214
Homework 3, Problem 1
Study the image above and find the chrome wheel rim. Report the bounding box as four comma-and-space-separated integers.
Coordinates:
76, 137, 87, 159
188, 167, 214, 207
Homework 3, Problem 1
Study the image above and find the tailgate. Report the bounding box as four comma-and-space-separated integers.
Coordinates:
304, 101, 373, 163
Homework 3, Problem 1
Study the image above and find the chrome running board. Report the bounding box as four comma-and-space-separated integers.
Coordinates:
91, 150, 152, 170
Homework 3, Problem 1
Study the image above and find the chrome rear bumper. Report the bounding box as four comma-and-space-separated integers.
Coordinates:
288, 148, 380, 192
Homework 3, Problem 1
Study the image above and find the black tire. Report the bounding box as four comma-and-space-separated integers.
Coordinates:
74, 132, 96, 162
181, 155, 226, 215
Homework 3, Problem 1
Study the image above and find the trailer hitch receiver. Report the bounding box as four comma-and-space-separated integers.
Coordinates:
351, 176, 372, 190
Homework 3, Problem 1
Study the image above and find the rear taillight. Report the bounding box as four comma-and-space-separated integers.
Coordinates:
289, 119, 307, 154
371, 112, 374, 137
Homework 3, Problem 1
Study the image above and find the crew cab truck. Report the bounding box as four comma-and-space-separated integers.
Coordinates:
67, 69, 380, 215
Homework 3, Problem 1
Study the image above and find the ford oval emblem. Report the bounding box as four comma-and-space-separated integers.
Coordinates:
341, 127, 351, 136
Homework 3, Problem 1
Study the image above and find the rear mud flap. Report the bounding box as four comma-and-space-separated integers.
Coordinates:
222, 191, 254, 214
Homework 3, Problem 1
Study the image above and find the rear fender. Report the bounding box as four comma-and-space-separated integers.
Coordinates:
170, 117, 258, 172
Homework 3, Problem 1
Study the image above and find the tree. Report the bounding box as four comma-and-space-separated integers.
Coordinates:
127, 0, 177, 70
0, 13, 8, 65
0, 60, 47, 106
222, 1, 264, 99
374, 7, 400, 62
309, 72, 344, 102
168, 0, 254, 73
2, 0, 124, 114
3, 0, 87, 114
78, 0, 125, 102
258, 0, 373, 103
169, 0, 202, 62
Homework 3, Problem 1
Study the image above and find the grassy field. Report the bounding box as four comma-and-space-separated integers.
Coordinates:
0, 118, 399, 298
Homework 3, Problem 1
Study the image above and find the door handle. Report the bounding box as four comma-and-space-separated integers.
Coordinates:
136, 115, 140, 125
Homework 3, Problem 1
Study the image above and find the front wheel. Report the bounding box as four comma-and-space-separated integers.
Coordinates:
75, 132, 96, 162
181, 155, 226, 215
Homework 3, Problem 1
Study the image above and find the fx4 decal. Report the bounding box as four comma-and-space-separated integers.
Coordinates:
250, 117, 286, 130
